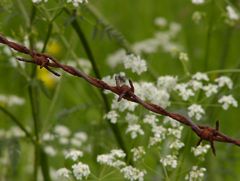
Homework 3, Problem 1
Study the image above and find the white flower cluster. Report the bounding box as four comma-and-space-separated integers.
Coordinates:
56, 168, 71, 179
185, 166, 206, 181
192, 0, 204, 5
97, 149, 145, 180
42, 124, 88, 157
226, 5, 239, 21
157, 76, 178, 91
175, 83, 194, 101
123, 54, 147, 75
174, 73, 238, 111
57, 157, 90, 180
188, 104, 205, 121
135, 82, 170, 108
67, 0, 88, 7
0, 126, 27, 139
0, 94, 25, 107
32, 0, 47, 3
149, 125, 167, 146
120, 166, 146, 181
191, 144, 210, 157
111, 96, 138, 112
160, 155, 178, 169
179, 52, 189, 61
126, 124, 144, 139
131, 146, 146, 161
143, 114, 158, 127
72, 162, 90, 180
97, 149, 126, 168
65, 150, 83, 161
107, 19, 182, 68
104, 110, 119, 124
154, 17, 167, 27
218, 95, 238, 110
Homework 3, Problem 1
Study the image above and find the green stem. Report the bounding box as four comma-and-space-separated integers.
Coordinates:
204, 0, 215, 71
28, 82, 40, 181
0, 106, 35, 144
219, 27, 232, 69
65, 8, 131, 163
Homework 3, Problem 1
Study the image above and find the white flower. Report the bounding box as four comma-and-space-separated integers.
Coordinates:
126, 124, 144, 139
202, 84, 218, 97
191, 144, 210, 157
226, 5, 239, 20
154, 17, 167, 27
192, 11, 204, 24
143, 114, 158, 127
0, 94, 25, 107
104, 110, 119, 124
6, 126, 25, 138
8, 95, 25, 106
125, 113, 139, 124
175, 83, 194, 101
188, 80, 203, 91
169, 22, 182, 36
218, 95, 238, 110
149, 125, 167, 146
44, 146, 57, 157
72, 162, 90, 180
65, 150, 83, 161
56, 168, 71, 179
169, 140, 185, 150
110, 149, 126, 158
111, 97, 138, 112
120, 166, 146, 181
185, 166, 206, 181
168, 126, 183, 139
42, 133, 55, 141
192, 0, 204, 4
163, 117, 180, 127
131, 147, 146, 162
160, 155, 178, 169
54, 125, 70, 137
188, 104, 205, 121
97, 149, 126, 168
157, 76, 178, 91
179, 52, 189, 61
135, 82, 170, 107
192, 72, 209, 81
74, 132, 88, 142
215, 76, 233, 89
32, 0, 47, 3
67, 0, 88, 7
123, 54, 147, 75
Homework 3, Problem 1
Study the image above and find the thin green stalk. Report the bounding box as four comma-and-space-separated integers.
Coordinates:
65, 8, 131, 163
204, 0, 215, 71
219, 27, 232, 69
0, 106, 35, 144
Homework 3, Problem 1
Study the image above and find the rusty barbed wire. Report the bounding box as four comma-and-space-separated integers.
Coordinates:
1, 34, 240, 155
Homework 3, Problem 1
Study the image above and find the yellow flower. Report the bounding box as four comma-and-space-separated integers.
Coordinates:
46, 41, 62, 57
37, 67, 58, 88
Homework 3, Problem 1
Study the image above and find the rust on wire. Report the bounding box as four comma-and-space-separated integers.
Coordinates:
1, 34, 240, 155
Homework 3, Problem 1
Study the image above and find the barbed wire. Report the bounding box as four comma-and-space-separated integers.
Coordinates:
1, 34, 240, 155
